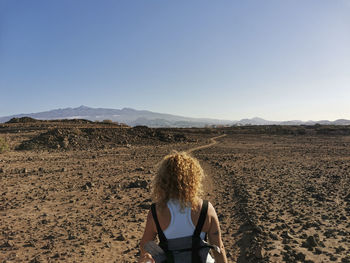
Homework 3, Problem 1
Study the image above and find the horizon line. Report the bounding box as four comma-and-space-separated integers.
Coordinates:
0, 105, 349, 123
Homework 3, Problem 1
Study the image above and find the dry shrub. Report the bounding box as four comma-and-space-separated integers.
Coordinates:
0, 137, 9, 153
102, 119, 113, 124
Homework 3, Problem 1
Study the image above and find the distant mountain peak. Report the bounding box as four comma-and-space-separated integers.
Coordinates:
121, 107, 136, 111
76, 105, 91, 109
251, 117, 266, 121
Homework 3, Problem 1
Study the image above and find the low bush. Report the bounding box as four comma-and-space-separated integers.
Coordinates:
102, 119, 113, 124
0, 137, 9, 153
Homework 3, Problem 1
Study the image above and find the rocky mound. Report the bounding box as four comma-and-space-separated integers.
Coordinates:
6, 117, 40, 123
6, 117, 96, 124
17, 127, 191, 150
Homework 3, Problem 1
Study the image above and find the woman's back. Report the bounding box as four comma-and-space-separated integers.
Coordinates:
152, 198, 215, 263
155, 198, 212, 236
161, 199, 207, 239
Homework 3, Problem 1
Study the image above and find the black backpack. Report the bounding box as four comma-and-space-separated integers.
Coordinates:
149, 200, 214, 263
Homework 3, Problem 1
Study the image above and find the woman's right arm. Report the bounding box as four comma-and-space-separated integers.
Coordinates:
208, 203, 228, 263
138, 210, 157, 263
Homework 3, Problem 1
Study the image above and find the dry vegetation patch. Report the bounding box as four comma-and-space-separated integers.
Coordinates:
0, 137, 9, 153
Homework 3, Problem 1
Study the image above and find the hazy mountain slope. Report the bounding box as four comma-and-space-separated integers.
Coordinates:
1, 106, 349, 127
0, 106, 233, 127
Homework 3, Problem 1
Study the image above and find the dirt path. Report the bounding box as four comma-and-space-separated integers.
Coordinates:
187, 134, 227, 153
188, 134, 269, 262
185, 134, 244, 262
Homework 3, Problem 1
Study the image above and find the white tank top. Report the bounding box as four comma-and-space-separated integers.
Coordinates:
163, 199, 215, 263
163, 199, 206, 240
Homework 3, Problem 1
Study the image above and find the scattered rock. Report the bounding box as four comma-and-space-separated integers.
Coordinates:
51, 253, 60, 259
255, 246, 265, 259
0, 240, 14, 248
23, 240, 36, 247
315, 247, 322, 254
281, 231, 292, 239
29, 255, 43, 263
116, 234, 126, 241
82, 181, 94, 190
126, 180, 148, 189
43, 234, 55, 240
341, 256, 350, 263
68, 233, 76, 240
61, 137, 69, 148
41, 219, 49, 224
321, 214, 329, 220
330, 255, 338, 261
270, 233, 278, 240
336, 246, 345, 254
138, 203, 151, 209
302, 235, 318, 248
324, 229, 337, 238
345, 193, 350, 202
311, 193, 325, 201
295, 252, 306, 261
306, 186, 316, 192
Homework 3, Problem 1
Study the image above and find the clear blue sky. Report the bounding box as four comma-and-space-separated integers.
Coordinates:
1, 0, 349, 121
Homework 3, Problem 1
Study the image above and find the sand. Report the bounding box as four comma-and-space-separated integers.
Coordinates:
1, 124, 350, 262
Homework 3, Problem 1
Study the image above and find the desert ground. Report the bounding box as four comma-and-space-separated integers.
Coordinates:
1, 120, 350, 262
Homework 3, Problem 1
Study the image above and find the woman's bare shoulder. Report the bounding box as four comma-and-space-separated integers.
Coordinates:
193, 199, 217, 218
207, 201, 218, 218
194, 199, 215, 211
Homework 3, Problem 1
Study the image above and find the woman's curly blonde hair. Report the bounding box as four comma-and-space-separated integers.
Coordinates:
152, 151, 204, 210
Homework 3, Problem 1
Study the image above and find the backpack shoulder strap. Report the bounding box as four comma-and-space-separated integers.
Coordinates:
193, 200, 208, 237
150, 203, 168, 246
151, 203, 175, 262
192, 200, 209, 263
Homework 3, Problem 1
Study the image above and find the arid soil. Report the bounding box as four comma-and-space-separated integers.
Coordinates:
1, 122, 350, 262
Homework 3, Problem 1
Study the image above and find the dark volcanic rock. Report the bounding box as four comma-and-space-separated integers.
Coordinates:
16, 127, 192, 150
126, 180, 148, 189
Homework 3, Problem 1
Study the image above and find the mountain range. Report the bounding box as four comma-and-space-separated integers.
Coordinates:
1, 106, 349, 127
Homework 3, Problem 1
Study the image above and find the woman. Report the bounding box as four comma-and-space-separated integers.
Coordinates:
138, 151, 228, 263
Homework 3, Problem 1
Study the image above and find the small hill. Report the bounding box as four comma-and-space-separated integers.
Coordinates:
16, 127, 194, 150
